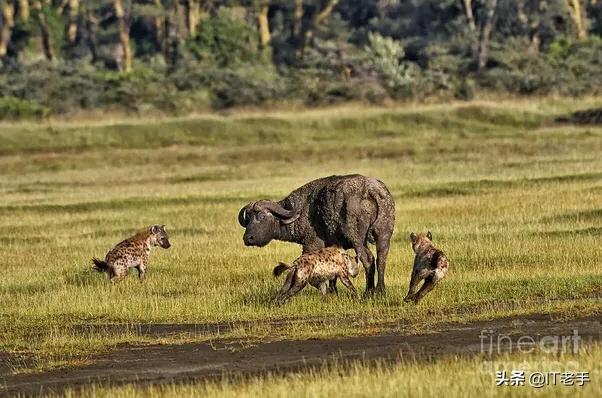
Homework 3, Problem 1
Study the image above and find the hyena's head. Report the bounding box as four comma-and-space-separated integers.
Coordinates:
410, 231, 433, 253
150, 224, 171, 249
343, 253, 360, 277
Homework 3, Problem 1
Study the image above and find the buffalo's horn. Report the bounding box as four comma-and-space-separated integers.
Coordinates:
254, 200, 297, 220
238, 203, 251, 227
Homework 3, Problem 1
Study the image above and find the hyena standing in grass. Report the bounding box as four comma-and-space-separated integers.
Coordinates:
273, 247, 360, 304
404, 231, 448, 304
92, 225, 171, 281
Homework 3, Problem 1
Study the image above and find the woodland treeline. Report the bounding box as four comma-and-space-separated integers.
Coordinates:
0, 0, 600, 117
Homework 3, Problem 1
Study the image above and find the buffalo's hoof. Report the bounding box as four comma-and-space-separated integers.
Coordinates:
374, 286, 386, 296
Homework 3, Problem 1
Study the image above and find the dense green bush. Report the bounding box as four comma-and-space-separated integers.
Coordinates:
187, 11, 258, 67
479, 37, 602, 96
0, 97, 50, 119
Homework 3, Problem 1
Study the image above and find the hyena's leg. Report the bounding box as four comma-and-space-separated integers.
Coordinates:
339, 274, 358, 298
413, 267, 446, 304
274, 268, 302, 304
136, 264, 146, 281
110, 267, 127, 282
328, 278, 338, 294
318, 281, 330, 298
275, 280, 308, 304
404, 268, 425, 302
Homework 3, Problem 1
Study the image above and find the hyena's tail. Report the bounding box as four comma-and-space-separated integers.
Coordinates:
273, 262, 292, 277
92, 258, 110, 273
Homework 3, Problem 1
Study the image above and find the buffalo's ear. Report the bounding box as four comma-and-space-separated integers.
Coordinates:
427, 231, 433, 240
410, 232, 417, 243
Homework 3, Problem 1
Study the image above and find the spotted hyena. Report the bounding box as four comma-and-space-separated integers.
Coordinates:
92, 225, 171, 281
272, 247, 360, 304
404, 231, 448, 304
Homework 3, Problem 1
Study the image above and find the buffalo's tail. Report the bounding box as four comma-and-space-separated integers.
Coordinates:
92, 257, 110, 273
273, 262, 292, 277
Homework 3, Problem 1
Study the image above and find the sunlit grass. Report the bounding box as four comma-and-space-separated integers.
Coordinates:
0, 99, 601, 370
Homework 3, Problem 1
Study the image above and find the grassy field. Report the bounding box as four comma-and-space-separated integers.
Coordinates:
0, 98, 601, 373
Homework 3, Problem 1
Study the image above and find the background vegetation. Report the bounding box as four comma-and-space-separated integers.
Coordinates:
0, 0, 601, 116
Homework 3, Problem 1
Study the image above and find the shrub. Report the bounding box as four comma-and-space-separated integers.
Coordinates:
0, 97, 50, 119
365, 32, 415, 95
187, 10, 258, 67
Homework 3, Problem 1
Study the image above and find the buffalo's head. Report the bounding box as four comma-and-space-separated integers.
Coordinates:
238, 200, 299, 247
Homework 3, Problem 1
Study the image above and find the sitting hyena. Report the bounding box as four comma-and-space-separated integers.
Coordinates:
404, 231, 448, 304
273, 247, 360, 304
92, 224, 171, 281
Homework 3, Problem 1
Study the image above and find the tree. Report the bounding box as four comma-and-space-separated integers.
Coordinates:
67, 0, 79, 44
476, 0, 497, 73
256, 0, 270, 48
462, 0, 476, 31
32, 0, 54, 60
566, 0, 587, 39
295, 0, 340, 58
114, 0, 132, 72
0, 0, 15, 61
17, 0, 29, 21
187, 0, 199, 37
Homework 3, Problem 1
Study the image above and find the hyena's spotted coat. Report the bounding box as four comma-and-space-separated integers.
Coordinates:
404, 231, 448, 304
92, 225, 171, 281
273, 247, 360, 304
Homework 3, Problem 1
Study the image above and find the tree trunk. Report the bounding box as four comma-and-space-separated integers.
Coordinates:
0, 1, 15, 60
297, 0, 339, 58
18, 0, 30, 21
257, 2, 270, 48
566, 0, 587, 40
462, 0, 475, 31
292, 0, 302, 47
114, 0, 131, 72
477, 0, 497, 74
174, 0, 187, 40
67, 0, 79, 43
314, 0, 338, 25
33, 0, 54, 60
187, 0, 199, 37
153, 0, 165, 51
85, 4, 98, 63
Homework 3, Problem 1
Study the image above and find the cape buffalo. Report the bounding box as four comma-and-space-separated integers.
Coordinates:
238, 174, 395, 295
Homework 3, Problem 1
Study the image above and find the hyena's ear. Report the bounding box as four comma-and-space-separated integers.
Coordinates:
151, 225, 161, 234
427, 231, 433, 240
410, 232, 417, 243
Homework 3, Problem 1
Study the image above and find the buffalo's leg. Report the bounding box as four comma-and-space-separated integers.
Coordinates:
355, 245, 375, 297
375, 231, 391, 295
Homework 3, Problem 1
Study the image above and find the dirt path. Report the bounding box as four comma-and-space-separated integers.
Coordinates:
1, 314, 600, 396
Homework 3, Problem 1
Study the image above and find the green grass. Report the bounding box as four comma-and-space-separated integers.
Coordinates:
0, 98, 601, 370
59, 343, 602, 397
